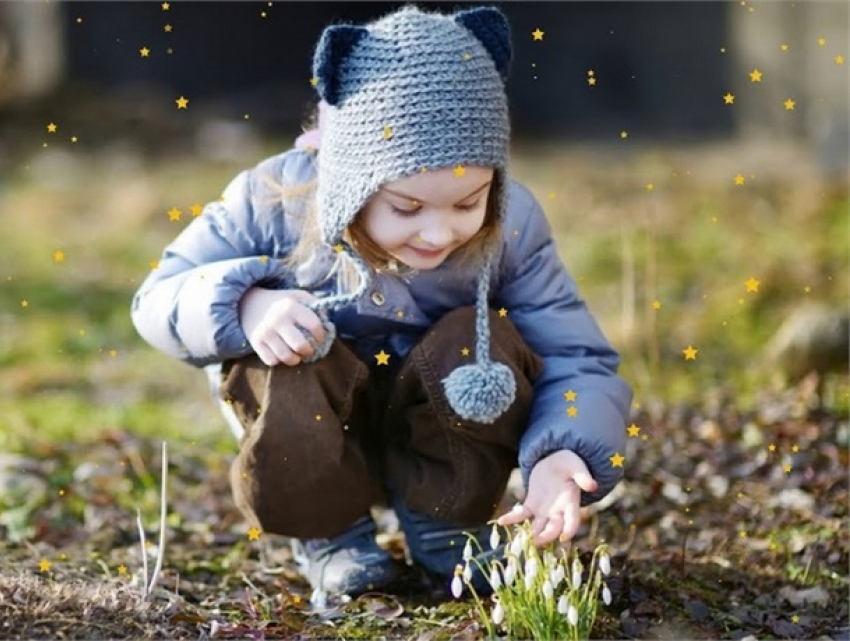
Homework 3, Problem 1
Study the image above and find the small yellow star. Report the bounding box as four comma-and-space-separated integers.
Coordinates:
21, 300, 29, 308
453, 165, 466, 177
53, 250, 65, 263
149, 260, 160, 270
117, 564, 128, 576
620, 130, 628, 139
652, 300, 661, 310
258, 256, 268, 264
791, 444, 799, 453
333, 244, 344, 253
190, 203, 203, 216
587, 77, 597, 86
609, 452, 625, 467
315, 414, 322, 421
167, 206, 182, 221
683, 345, 698, 360
784, 98, 796, 111
396, 310, 404, 318
175, 96, 189, 109
817, 37, 826, 46
164, 24, 173, 33
247, 526, 261, 541
498, 308, 508, 317
47, 122, 57, 133
462, 52, 471, 61
744, 277, 760, 292
109, 349, 117, 357
383, 125, 393, 140
739, 529, 747, 538
781, 43, 789, 51
646, 183, 654, 191
564, 390, 577, 402
532, 28, 544, 41
768, 443, 776, 452
734, 174, 745, 185
749, 68, 762, 82
38, 559, 51, 572
461, 347, 470, 356
161, 2, 170, 9
140, 47, 150, 57
375, 350, 391, 366
76, 17, 83, 24
836, 55, 845, 65
723, 93, 735, 105
783, 464, 792, 474
70, 136, 78, 143
791, 614, 800, 623
627, 423, 641, 437
566, 406, 578, 418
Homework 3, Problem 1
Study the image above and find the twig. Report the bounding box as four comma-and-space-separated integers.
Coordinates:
136, 508, 149, 592
146, 441, 168, 599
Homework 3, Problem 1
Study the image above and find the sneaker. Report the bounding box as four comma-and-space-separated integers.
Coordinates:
290, 515, 401, 596
392, 496, 506, 596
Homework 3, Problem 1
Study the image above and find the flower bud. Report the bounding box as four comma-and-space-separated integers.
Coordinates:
551, 564, 565, 588
463, 540, 473, 562
524, 556, 538, 580
602, 583, 612, 606
490, 524, 501, 551
492, 600, 505, 625
450, 564, 463, 598
489, 566, 502, 591
463, 562, 473, 583
542, 579, 554, 600
567, 604, 579, 626
557, 595, 569, 615
599, 553, 611, 576
504, 559, 517, 586
509, 532, 524, 557
544, 550, 556, 568
571, 558, 583, 590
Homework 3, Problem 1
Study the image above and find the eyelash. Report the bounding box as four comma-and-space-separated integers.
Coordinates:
391, 200, 481, 216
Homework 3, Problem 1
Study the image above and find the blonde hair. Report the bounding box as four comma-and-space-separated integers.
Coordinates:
279, 101, 503, 293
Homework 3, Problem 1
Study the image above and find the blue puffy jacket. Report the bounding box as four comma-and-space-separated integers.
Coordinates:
131, 148, 632, 504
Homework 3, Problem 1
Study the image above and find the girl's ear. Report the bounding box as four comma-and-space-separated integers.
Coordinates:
453, 7, 512, 82
312, 25, 369, 106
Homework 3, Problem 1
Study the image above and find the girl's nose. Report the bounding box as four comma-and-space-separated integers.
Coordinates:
417, 224, 453, 248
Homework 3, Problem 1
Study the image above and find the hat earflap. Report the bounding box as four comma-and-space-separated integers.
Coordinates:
453, 6, 512, 82
302, 242, 371, 362
442, 251, 516, 424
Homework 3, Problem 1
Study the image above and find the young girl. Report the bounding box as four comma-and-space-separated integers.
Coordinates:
131, 4, 632, 598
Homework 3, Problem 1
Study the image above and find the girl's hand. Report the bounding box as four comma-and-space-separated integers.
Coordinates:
238, 287, 326, 367
496, 449, 598, 547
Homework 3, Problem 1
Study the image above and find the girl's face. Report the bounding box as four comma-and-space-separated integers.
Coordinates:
359, 165, 495, 270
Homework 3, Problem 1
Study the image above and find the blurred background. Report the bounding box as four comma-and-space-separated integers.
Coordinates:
0, 0, 847, 453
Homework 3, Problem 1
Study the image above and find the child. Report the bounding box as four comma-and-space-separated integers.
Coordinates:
131, 4, 632, 598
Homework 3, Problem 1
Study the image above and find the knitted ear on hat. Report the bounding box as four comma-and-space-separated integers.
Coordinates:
442, 250, 517, 424
312, 24, 368, 106
453, 6, 513, 82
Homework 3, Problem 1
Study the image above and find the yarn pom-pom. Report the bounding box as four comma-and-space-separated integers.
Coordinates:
443, 361, 516, 424
302, 318, 337, 363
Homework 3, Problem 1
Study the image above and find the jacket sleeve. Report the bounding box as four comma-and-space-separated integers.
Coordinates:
495, 181, 633, 505
130, 153, 297, 367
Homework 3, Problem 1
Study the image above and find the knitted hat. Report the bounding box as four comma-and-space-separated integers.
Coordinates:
304, 4, 516, 425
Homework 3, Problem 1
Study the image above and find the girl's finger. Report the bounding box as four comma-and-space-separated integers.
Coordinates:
560, 505, 581, 542
534, 514, 563, 547
573, 470, 598, 494
496, 503, 531, 526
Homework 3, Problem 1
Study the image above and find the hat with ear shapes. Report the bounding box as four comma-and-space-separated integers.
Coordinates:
300, 4, 516, 425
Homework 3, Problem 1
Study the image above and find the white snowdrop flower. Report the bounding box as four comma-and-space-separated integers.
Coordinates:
504, 559, 517, 586
524, 556, 538, 581
542, 579, 554, 600
524, 572, 535, 591
602, 583, 612, 606
463, 540, 473, 562
450, 565, 464, 598
557, 595, 569, 615
571, 558, 583, 590
490, 524, 501, 551
463, 562, 473, 583
310, 587, 328, 610
567, 604, 579, 626
599, 553, 611, 576
492, 600, 505, 626
543, 550, 556, 568
551, 563, 565, 588
509, 531, 525, 557
489, 566, 502, 590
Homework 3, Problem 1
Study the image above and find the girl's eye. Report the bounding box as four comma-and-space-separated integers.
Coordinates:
391, 205, 419, 216
456, 200, 481, 211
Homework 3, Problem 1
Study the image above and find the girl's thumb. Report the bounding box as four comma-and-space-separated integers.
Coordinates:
573, 471, 598, 494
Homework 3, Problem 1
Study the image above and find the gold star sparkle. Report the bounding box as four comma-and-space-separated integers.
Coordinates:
190, 203, 203, 216
745, 277, 760, 292
784, 98, 796, 111
652, 300, 661, 310
564, 390, 576, 402
117, 564, 129, 576
247, 526, 261, 541
566, 406, 578, 418
683, 345, 698, 360
836, 55, 845, 65
383, 125, 393, 140
749, 68, 762, 82
734, 174, 745, 185
140, 47, 150, 57
53, 250, 65, 263
461, 347, 470, 356
498, 308, 507, 317
532, 28, 544, 41
375, 350, 390, 366
627, 423, 641, 437
723, 93, 735, 105
167, 207, 181, 221
47, 123, 57, 133
453, 165, 466, 177
609, 452, 625, 467
175, 96, 189, 109
164, 24, 173, 33
38, 559, 51, 572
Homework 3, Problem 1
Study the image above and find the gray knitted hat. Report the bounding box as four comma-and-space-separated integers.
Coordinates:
304, 4, 516, 424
